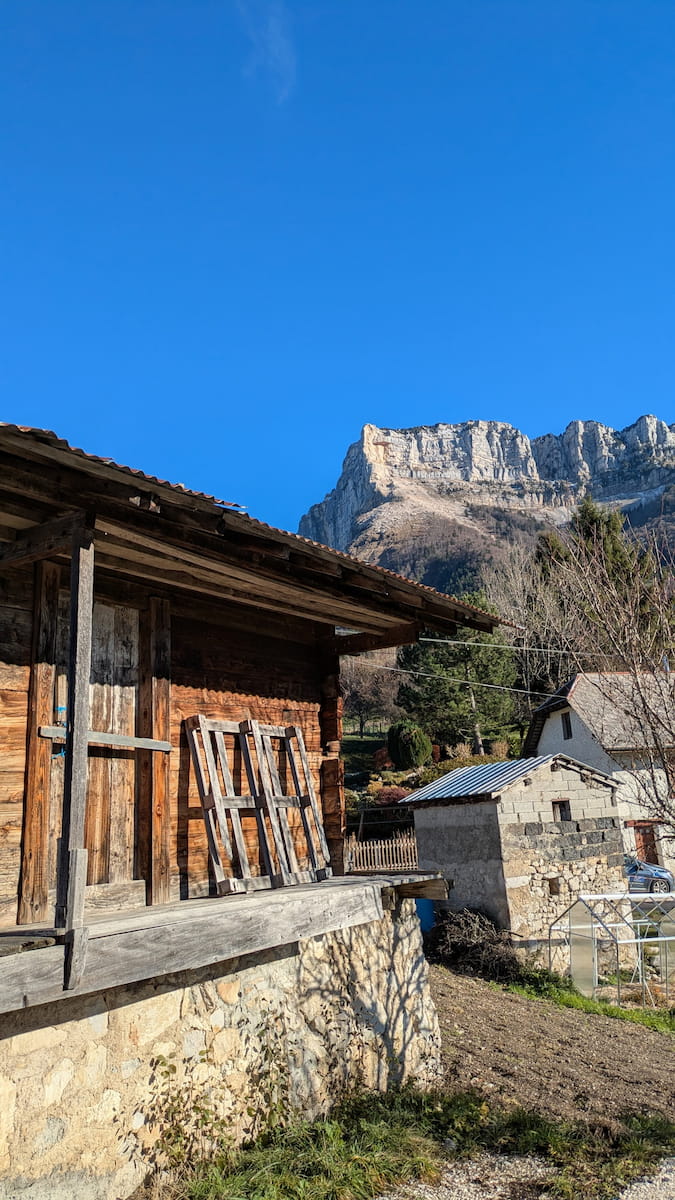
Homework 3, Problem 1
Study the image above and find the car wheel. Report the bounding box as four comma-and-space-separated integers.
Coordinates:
650, 878, 670, 894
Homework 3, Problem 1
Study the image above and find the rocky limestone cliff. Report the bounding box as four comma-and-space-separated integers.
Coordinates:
299, 416, 675, 588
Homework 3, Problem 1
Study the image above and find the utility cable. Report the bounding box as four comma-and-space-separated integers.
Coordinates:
354, 660, 554, 699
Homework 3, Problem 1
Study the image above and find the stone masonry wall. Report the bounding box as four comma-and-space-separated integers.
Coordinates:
0, 898, 440, 1200
500, 770, 624, 950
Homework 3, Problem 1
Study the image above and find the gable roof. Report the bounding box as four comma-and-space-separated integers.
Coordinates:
0, 423, 502, 638
524, 672, 675, 756
402, 753, 614, 808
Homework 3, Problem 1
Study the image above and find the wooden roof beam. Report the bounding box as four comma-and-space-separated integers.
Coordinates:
0, 510, 88, 569
329, 622, 424, 657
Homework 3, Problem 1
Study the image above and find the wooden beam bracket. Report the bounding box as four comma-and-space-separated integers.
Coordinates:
0, 510, 88, 569
330, 622, 423, 657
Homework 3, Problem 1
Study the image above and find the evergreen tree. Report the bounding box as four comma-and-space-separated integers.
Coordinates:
396, 593, 519, 753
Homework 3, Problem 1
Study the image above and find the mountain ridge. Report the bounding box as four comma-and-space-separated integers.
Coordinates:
299, 415, 675, 590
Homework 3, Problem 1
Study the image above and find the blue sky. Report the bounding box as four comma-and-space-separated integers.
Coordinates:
2, 2, 675, 531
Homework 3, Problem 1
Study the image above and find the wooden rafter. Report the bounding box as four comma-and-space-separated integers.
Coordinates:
329, 622, 425, 657
0, 511, 87, 569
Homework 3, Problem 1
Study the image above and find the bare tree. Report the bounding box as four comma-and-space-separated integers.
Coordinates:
489, 514, 675, 840
544, 526, 675, 839
341, 651, 402, 736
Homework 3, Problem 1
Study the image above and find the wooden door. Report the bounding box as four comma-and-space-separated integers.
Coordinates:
52, 598, 140, 888
634, 822, 658, 864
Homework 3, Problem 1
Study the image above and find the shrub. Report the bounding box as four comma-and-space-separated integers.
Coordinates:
488, 739, 509, 758
372, 785, 412, 806
387, 721, 432, 769
452, 742, 472, 760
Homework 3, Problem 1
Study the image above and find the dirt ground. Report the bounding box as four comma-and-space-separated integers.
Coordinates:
430, 965, 675, 1129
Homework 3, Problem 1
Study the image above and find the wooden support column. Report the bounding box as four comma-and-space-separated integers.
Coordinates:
318, 638, 345, 875
138, 597, 172, 905
55, 522, 95, 979
17, 561, 61, 924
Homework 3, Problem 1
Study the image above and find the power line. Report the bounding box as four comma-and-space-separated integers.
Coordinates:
420, 636, 612, 658
356, 660, 553, 699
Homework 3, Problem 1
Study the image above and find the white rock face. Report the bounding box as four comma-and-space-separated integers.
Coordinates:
299, 416, 675, 553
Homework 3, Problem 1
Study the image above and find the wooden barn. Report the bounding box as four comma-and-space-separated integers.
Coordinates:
0, 424, 499, 1012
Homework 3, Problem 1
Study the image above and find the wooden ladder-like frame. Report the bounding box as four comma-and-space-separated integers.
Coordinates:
185, 716, 332, 894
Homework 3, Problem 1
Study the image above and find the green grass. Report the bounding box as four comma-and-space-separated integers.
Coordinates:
341, 735, 384, 776
166, 1088, 675, 1200
504, 971, 675, 1035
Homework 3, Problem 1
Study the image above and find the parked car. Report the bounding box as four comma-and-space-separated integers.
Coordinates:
624, 854, 674, 894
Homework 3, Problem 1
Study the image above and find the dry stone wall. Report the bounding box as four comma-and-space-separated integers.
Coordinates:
500, 771, 624, 952
0, 898, 440, 1200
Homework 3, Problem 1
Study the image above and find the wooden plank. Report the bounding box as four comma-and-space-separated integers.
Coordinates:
289, 725, 331, 867
145, 597, 170, 902
46, 879, 147, 915
39, 726, 171, 751
261, 733, 302, 876
63, 847, 88, 987
395, 877, 448, 900
0, 879, 386, 1013
55, 523, 95, 928
109, 604, 139, 883
238, 725, 276, 881
331, 622, 423, 657
48, 590, 69, 894
0, 511, 84, 569
18, 561, 60, 924
95, 539, 400, 634
214, 730, 251, 878
85, 602, 115, 884
242, 719, 292, 886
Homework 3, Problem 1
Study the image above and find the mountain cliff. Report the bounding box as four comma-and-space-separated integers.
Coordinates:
299, 416, 675, 590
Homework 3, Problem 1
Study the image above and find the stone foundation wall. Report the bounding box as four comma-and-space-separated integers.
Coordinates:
0, 898, 440, 1200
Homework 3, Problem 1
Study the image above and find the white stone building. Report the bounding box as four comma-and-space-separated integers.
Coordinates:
524, 673, 675, 875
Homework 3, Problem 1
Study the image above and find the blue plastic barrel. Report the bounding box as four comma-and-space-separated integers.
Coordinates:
415, 898, 436, 933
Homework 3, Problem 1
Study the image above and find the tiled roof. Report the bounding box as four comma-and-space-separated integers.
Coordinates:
0, 423, 504, 632
524, 672, 675, 754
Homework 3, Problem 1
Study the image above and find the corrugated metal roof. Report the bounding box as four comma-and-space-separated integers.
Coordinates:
404, 757, 556, 805
404, 753, 616, 807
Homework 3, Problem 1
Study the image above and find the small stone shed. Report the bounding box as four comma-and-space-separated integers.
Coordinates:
404, 755, 625, 947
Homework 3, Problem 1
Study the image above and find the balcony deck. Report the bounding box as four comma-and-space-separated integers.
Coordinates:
0, 871, 444, 1015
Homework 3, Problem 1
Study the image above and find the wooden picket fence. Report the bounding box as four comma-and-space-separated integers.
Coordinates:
346, 830, 418, 872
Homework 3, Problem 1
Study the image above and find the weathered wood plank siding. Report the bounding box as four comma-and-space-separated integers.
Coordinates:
0, 568, 34, 922
170, 611, 325, 898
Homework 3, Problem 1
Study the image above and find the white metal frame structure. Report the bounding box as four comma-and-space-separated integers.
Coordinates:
549, 892, 675, 1007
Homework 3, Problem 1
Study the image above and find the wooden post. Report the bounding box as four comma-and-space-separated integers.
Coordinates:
138, 597, 172, 905
55, 522, 95, 932
318, 640, 345, 875
17, 561, 60, 924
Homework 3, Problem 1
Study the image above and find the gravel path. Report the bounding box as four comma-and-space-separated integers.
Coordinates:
615, 1156, 675, 1199
377, 1153, 675, 1200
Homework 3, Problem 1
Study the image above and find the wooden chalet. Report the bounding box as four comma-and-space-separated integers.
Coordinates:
0, 424, 499, 1012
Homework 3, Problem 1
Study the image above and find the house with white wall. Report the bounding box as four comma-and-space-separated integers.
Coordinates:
524, 673, 675, 874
